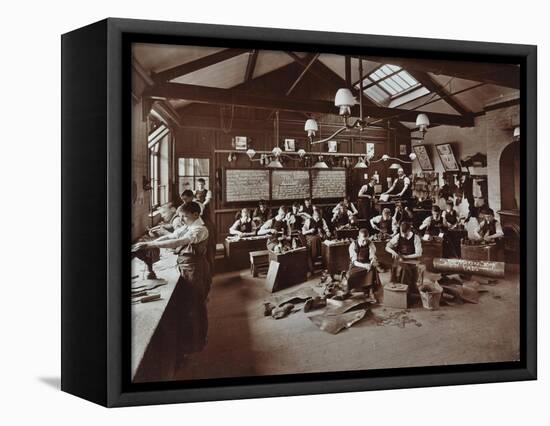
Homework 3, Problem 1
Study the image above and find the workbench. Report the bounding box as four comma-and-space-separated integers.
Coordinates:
223, 235, 269, 269
131, 250, 179, 379
268, 247, 308, 290
321, 240, 351, 276
420, 238, 443, 271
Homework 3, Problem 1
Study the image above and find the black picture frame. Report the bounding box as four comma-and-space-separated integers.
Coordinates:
61, 18, 537, 407
412, 144, 435, 171
435, 143, 461, 172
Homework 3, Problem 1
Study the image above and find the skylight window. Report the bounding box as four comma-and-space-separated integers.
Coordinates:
357, 64, 430, 107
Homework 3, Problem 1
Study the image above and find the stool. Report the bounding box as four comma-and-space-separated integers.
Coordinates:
250, 250, 269, 277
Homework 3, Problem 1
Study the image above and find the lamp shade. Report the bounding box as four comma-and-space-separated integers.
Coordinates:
246, 148, 256, 159
389, 162, 401, 169
304, 118, 318, 133
409, 152, 417, 161
272, 146, 283, 157
267, 159, 283, 168
354, 157, 368, 168
297, 149, 306, 158
416, 113, 430, 130
312, 156, 329, 168
334, 88, 356, 107
513, 126, 520, 139
381, 154, 390, 161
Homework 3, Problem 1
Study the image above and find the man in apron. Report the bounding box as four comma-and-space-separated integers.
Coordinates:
132, 201, 211, 374
382, 168, 412, 201
370, 207, 397, 237
346, 228, 380, 302
385, 221, 424, 291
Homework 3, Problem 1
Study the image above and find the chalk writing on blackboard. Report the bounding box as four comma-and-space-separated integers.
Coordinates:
311, 169, 347, 199
271, 170, 310, 200
225, 169, 270, 202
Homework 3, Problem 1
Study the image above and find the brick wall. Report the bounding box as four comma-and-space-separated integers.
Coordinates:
412, 104, 519, 219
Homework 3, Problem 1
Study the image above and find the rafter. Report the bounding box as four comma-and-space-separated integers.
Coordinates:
286, 53, 319, 96
406, 70, 472, 116
144, 82, 474, 127
287, 54, 413, 133
151, 48, 249, 83
361, 56, 520, 89
243, 49, 259, 83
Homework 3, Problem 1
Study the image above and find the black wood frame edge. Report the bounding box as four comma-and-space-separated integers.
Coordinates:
61, 17, 537, 408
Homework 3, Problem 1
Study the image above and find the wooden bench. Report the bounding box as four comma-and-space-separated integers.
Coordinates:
250, 250, 270, 277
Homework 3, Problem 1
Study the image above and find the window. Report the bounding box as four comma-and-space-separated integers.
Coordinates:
148, 123, 170, 208
357, 64, 430, 107
178, 158, 210, 195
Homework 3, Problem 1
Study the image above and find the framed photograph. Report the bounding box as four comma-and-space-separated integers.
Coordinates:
62, 18, 536, 407
233, 136, 248, 150
399, 144, 407, 155
436, 143, 461, 171
366, 142, 375, 159
284, 138, 296, 152
412, 144, 434, 171
328, 140, 338, 152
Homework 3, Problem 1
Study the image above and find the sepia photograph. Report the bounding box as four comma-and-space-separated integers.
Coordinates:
129, 42, 522, 384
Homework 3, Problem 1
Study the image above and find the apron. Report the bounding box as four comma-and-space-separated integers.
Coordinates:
305, 218, 326, 261
445, 209, 458, 226
347, 241, 379, 291
170, 239, 211, 355
393, 177, 412, 199
378, 217, 393, 234
236, 219, 253, 233
390, 234, 420, 290
479, 220, 497, 237
426, 216, 444, 236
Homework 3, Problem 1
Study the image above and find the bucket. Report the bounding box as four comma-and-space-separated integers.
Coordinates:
419, 281, 443, 310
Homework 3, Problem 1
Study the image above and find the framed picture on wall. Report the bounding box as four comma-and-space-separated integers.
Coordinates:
284, 138, 296, 152
412, 144, 434, 171
233, 136, 248, 150
62, 17, 536, 408
399, 144, 407, 155
436, 143, 461, 171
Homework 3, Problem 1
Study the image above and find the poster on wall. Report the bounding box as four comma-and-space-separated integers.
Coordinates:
412, 144, 434, 171
436, 143, 461, 171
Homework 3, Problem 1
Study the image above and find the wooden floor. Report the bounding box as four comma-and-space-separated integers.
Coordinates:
159, 265, 521, 382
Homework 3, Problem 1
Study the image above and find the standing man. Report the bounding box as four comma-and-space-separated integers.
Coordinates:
131, 202, 211, 372
385, 221, 424, 290
357, 177, 376, 219
382, 168, 412, 200
194, 178, 212, 214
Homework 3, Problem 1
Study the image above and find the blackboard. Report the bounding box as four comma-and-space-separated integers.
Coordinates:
225, 169, 270, 202
271, 170, 311, 200
311, 169, 347, 199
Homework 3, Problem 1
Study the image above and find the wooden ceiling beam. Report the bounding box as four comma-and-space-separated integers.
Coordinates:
361, 56, 520, 89
151, 48, 249, 83
144, 82, 473, 126
406, 69, 472, 116
243, 49, 259, 83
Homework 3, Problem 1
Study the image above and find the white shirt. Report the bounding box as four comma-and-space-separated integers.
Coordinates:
160, 217, 209, 253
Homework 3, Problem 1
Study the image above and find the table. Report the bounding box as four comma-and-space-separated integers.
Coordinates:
268, 247, 308, 291
322, 240, 351, 276
224, 235, 269, 269
461, 241, 502, 262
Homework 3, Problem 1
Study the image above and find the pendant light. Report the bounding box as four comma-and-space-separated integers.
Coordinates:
312, 155, 329, 168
